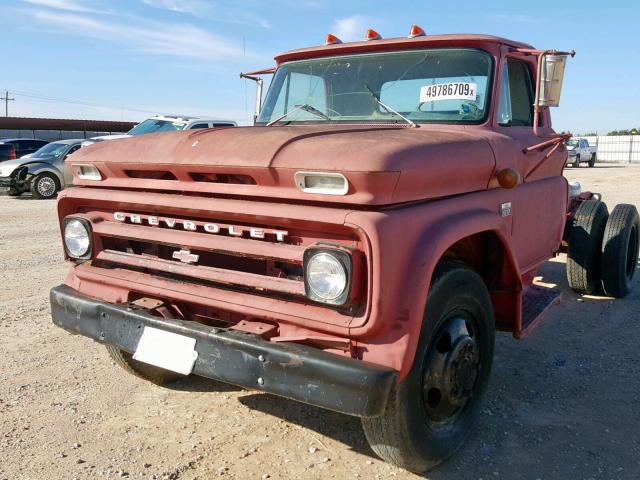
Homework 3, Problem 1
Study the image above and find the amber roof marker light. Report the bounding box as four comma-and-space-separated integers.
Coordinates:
325, 33, 343, 45
408, 24, 426, 38
365, 29, 382, 41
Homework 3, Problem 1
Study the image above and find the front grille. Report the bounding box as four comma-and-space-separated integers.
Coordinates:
76, 208, 362, 308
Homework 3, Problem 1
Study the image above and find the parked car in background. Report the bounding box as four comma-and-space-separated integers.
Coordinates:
82, 115, 237, 146
0, 139, 82, 199
567, 138, 597, 167
0, 139, 49, 162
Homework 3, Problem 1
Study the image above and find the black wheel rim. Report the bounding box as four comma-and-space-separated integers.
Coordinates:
422, 315, 480, 425
626, 225, 639, 280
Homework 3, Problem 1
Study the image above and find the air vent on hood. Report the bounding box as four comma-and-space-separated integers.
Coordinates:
125, 170, 177, 180
189, 172, 256, 185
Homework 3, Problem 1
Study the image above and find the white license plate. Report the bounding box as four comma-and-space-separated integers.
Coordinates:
133, 327, 198, 375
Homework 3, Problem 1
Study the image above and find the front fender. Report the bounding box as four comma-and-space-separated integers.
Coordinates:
346, 190, 522, 379
24, 163, 64, 186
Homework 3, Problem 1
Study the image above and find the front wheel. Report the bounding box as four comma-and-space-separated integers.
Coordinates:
30, 172, 60, 199
361, 262, 495, 474
574, 154, 581, 167
106, 345, 182, 386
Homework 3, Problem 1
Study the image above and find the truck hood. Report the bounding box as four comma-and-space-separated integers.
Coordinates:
70, 125, 497, 206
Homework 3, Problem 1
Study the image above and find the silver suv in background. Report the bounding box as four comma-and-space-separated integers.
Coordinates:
82, 115, 237, 146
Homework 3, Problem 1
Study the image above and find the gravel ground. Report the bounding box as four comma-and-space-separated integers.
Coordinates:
1, 165, 639, 480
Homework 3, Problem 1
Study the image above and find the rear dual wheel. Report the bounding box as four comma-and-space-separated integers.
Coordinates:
601, 204, 640, 297
362, 263, 494, 474
567, 200, 639, 297
566, 200, 609, 294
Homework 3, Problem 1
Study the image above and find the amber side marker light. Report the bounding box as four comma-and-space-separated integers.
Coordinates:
365, 29, 382, 41
408, 24, 426, 38
496, 168, 521, 189
325, 33, 343, 45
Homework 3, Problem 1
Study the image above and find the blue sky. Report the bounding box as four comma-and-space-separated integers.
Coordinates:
2, 0, 638, 133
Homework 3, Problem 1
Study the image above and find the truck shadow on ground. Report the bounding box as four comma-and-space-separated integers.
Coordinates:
238, 392, 376, 458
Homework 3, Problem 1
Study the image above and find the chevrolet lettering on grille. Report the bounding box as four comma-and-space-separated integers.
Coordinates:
113, 212, 288, 242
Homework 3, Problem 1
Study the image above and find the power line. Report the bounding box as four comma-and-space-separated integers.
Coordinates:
0, 90, 15, 117
2, 88, 163, 116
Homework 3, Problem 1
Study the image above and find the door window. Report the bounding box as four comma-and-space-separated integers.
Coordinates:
189, 123, 210, 129
497, 59, 535, 127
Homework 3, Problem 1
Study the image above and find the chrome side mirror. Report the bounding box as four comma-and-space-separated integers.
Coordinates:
538, 54, 568, 107
241, 68, 275, 124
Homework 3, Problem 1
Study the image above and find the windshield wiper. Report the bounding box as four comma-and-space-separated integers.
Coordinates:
267, 104, 330, 126
363, 84, 417, 128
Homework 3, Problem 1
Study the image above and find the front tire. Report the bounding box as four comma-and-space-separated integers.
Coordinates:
30, 172, 60, 199
361, 262, 495, 474
106, 345, 182, 386
574, 154, 581, 167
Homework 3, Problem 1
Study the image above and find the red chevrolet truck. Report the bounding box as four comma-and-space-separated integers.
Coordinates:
50, 26, 639, 473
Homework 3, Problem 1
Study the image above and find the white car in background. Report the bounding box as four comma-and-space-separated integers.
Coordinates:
82, 115, 237, 146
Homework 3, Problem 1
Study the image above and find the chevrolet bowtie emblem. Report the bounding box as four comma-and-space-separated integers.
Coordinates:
172, 249, 199, 264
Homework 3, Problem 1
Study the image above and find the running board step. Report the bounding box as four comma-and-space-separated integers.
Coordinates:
517, 285, 561, 339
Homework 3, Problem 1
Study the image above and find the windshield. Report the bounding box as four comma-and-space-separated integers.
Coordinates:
567, 139, 579, 147
257, 48, 493, 125
31, 142, 69, 159
128, 119, 187, 136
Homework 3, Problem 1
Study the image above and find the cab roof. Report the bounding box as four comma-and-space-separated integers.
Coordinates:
274, 33, 534, 64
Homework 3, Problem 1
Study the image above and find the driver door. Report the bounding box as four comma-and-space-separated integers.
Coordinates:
494, 57, 568, 273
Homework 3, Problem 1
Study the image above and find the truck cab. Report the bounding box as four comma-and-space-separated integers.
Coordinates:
50, 27, 639, 474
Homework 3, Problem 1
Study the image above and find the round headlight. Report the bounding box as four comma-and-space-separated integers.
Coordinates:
64, 219, 91, 258
306, 252, 347, 301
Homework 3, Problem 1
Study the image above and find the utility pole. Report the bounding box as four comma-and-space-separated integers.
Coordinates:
1, 90, 15, 117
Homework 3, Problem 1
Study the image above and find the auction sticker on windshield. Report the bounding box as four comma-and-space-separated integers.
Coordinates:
420, 82, 477, 102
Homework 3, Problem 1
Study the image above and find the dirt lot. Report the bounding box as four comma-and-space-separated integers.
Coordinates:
1, 165, 639, 480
